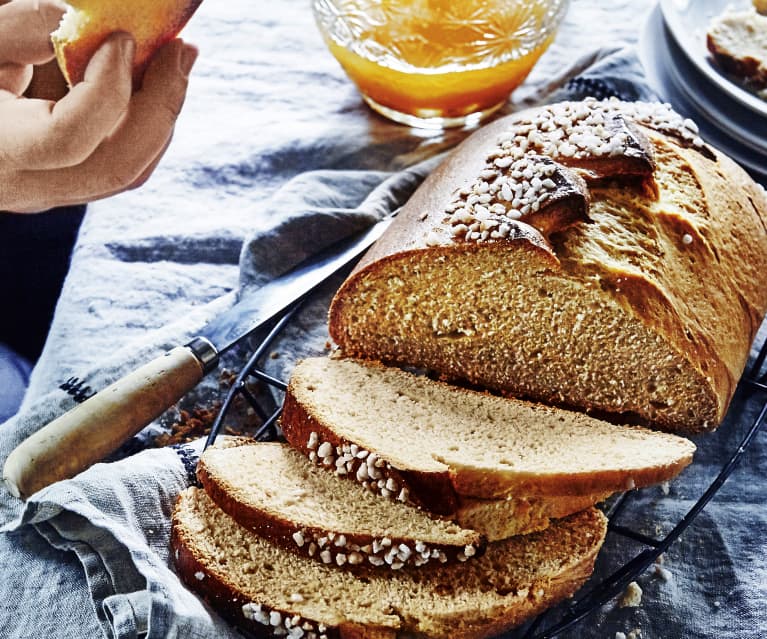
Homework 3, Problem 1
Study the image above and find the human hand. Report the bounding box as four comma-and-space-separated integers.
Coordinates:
0, 0, 198, 213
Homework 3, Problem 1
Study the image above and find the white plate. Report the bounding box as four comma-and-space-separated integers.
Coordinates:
659, 0, 767, 119
661, 18, 767, 154
638, 5, 767, 182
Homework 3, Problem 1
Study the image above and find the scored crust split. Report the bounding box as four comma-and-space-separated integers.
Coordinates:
328, 98, 767, 434
51, 0, 204, 88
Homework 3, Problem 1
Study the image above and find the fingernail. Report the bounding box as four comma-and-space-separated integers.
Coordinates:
118, 34, 135, 67
179, 44, 198, 77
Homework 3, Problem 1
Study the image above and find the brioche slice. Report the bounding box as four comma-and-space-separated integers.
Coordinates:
51, 0, 204, 88
173, 487, 607, 639
707, 8, 767, 91
328, 100, 767, 434
198, 440, 485, 569
279, 357, 695, 515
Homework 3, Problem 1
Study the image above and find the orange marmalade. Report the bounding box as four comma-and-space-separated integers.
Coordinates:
314, 0, 568, 127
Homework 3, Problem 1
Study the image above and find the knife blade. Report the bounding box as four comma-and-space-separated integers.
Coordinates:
3, 213, 395, 500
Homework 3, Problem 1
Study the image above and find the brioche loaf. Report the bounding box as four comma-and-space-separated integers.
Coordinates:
279, 357, 695, 514
172, 487, 608, 639
51, 0, 204, 88
707, 8, 767, 93
328, 99, 767, 433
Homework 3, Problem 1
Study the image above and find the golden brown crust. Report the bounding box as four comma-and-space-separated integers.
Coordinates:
280, 386, 461, 516
446, 452, 693, 499
455, 492, 610, 541
596, 130, 767, 429
172, 508, 354, 639
172, 523, 289, 639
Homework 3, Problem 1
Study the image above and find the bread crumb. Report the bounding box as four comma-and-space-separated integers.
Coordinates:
269, 351, 280, 359
653, 564, 673, 582
627, 630, 642, 639
616, 633, 627, 639
619, 581, 643, 608
714, 600, 721, 608
155, 404, 222, 446
660, 480, 670, 495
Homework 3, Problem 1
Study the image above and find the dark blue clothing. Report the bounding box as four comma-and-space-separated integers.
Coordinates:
0, 342, 31, 423
0, 205, 85, 420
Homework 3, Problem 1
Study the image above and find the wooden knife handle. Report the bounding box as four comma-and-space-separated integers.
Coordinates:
3, 346, 206, 500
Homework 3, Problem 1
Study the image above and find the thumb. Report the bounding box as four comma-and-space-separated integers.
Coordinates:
0, 0, 67, 66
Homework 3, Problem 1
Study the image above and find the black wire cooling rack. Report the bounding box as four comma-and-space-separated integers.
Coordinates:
199, 293, 767, 639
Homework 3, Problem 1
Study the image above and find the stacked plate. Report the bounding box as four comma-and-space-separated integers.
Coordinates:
639, 0, 767, 184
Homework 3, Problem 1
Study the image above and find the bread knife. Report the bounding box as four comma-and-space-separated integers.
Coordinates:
3, 214, 395, 500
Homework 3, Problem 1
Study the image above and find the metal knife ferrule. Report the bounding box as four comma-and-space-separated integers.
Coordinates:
185, 336, 220, 374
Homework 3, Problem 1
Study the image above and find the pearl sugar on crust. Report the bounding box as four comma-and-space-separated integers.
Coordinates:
242, 602, 329, 639
444, 154, 585, 243
439, 98, 705, 246
302, 431, 476, 569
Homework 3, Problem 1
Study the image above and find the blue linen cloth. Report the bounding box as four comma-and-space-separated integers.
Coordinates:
1, 1, 765, 638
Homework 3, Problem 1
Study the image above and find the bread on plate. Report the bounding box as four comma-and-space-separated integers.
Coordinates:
707, 7, 767, 92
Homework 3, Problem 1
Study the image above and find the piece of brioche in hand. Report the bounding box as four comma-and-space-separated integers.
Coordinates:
172, 487, 608, 639
51, 0, 204, 87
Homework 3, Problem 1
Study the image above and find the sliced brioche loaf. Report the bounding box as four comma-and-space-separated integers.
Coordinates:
328, 99, 767, 433
172, 487, 608, 639
198, 440, 485, 568
279, 357, 695, 515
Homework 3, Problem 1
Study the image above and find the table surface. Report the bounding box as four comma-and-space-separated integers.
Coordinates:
5, 1, 767, 638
